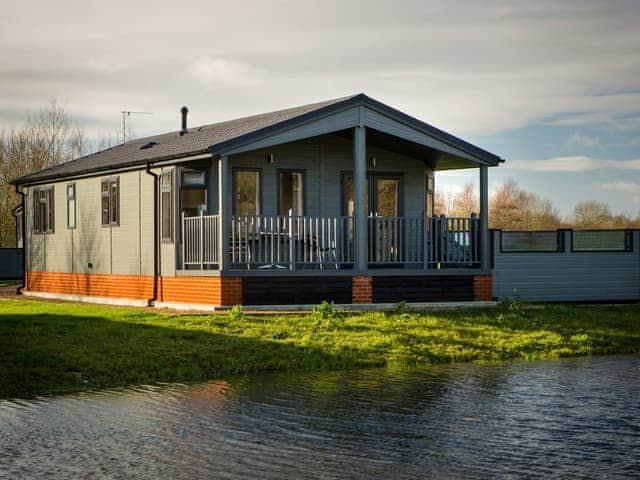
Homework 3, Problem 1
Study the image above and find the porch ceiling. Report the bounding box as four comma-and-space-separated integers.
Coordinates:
334, 129, 484, 171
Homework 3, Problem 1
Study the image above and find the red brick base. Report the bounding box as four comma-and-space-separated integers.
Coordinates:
352, 275, 372, 303
26, 271, 243, 306
26, 270, 489, 306
473, 275, 493, 301
26, 271, 154, 299
157, 276, 242, 306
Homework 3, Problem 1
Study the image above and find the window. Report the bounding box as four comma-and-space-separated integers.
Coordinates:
341, 175, 369, 217
13, 207, 23, 248
67, 184, 76, 229
180, 168, 207, 217
278, 170, 304, 216
500, 231, 564, 253
572, 230, 632, 252
33, 186, 54, 234
375, 178, 399, 217
161, 172, 173, 242
233, 170, 260, 215
101, 177, 119, 226
425, 173, 434, 217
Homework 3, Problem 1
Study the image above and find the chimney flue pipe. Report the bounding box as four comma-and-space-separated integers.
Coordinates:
180, 106, 189, 135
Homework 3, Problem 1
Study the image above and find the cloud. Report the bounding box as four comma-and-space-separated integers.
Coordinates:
600, 180, 640, 194
187, 57, 265, 88
439, 184, 465, 196
508, 156, 640, 172
0, 0, 640, 139
566, 132, 599, 147
600, 180, 640, 204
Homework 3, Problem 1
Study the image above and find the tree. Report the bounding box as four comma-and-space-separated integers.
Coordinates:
0, 100, 85, 247
449, 183, 478, 218
570, 200, 635, 229
489, 179, 562, 230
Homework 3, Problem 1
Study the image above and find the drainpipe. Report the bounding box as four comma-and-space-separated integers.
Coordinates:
145, 163, 159, 306
14, 184, 25, 295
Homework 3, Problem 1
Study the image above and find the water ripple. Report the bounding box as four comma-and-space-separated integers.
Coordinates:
1, 356, 639, 479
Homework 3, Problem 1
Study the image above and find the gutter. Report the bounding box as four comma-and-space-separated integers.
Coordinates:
144, 163, 159, 306
14, 184, 25, 295
12, 151, 211, 188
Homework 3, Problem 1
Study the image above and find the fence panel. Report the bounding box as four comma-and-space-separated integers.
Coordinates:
572, 230, 632, 252
501, 231, 564, 252
0, 248, 23, 279
492, 230, 640, 302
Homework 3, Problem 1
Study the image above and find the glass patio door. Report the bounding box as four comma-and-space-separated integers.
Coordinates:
371, 176, 400, 264
342, 174, 402, 264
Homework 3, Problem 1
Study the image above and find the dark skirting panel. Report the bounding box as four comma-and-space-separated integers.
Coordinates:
242, 276, 352, 305
372, 275, 475, 303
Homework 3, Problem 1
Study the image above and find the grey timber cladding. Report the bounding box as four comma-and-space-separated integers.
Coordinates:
227, 134, 430, 218
492, 230, 640, 302
24, 170, 155, 276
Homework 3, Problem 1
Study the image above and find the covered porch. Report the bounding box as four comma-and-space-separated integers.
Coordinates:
174, 130, 492, 275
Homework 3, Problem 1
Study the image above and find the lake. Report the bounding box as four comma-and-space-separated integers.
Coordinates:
1, 355, 639, 479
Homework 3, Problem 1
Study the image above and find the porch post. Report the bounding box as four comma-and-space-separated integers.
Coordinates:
218, 155, 230, 271
479, 164, 489, 271
354, 125, 367, 271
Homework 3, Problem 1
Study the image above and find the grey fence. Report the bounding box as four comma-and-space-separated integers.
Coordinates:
0, 248, 23, 279
492, 229, 639, 302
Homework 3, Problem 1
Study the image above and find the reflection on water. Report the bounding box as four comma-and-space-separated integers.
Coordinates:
1, 356, 639, 479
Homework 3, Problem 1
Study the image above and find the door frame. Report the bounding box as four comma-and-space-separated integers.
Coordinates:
340, 171, 404, 217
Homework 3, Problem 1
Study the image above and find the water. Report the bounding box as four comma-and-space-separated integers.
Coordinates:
1, 356, 639, 479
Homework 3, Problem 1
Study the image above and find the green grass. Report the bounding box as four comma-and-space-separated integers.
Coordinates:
1, 299, 639, 398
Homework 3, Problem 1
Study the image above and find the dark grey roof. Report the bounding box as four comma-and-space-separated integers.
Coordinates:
14, 93, 502, 185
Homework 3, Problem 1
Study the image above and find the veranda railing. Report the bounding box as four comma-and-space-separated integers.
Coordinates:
180, 213, 481, 270
367, 215, 481, 267
181, 213, 220, 269
230, 214, 354, 270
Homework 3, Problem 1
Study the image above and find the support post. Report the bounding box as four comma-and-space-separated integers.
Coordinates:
181, 212, 185, 268
353, 125, 367, 271
288, 208, 295, 271
479, 165, 489, 271
218, 155, 230, 271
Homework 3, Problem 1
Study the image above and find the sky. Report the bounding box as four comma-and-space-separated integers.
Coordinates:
1, 0, 639, 216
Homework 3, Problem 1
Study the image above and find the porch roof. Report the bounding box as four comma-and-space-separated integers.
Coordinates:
13, 93, 504, 185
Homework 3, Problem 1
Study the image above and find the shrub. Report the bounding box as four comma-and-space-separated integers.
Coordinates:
228, 304, 245, 322
392, 301, 409, 315
311, 300, 338, 320
501, 289, 524, 316
310, 301, 344, 330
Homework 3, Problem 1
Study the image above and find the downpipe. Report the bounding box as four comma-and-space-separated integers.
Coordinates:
14, 184, 25, 295
145, 163, 159, 306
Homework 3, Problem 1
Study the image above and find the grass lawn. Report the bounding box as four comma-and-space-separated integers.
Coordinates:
1, 299, 639, 398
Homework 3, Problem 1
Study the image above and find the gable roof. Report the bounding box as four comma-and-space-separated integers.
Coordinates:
13, 94, 503, 185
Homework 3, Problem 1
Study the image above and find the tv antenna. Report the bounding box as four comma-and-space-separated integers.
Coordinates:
121, 111, 153, 143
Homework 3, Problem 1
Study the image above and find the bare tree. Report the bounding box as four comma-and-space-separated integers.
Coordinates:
0, 100, 86, 247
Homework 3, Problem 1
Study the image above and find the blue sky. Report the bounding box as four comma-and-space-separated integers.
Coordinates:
444, 114, 640, 216
1, 0, 638, 217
